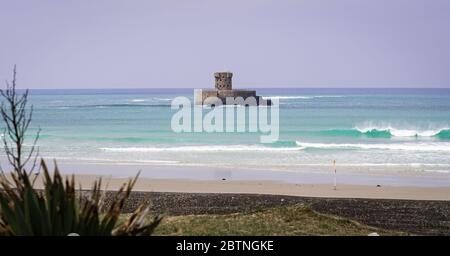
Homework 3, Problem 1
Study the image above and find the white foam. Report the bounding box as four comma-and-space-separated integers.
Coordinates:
100, 145, 304, 153
295, 141, 450, 152
47, 156, 180, 164
263, 95, 343, 100
354, 125, 450, 137
130, 99, 147, 102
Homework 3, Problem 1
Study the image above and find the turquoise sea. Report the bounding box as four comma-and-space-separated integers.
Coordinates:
7, 88, 450, 180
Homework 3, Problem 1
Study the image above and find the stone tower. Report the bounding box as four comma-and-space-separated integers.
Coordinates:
195, 72, 271, 105
214, 72, 233, 90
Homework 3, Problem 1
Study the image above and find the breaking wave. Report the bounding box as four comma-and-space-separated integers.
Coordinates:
295, 141, 450, 152
101, 140, 450, 153
100, 145, 304, 153
353, 126, 450, 138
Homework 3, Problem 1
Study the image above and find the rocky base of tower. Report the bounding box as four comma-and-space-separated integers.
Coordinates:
195, 89, 271, 106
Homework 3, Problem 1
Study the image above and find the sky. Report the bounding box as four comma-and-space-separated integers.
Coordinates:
1, 0, 450, 89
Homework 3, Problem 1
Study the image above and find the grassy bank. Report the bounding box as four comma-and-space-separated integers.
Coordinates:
150, 205, 405, 236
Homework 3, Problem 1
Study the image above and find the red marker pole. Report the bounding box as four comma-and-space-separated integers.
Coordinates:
333, 160, 337, 190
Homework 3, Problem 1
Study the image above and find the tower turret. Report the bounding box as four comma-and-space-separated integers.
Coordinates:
195, 72, 270, 105
214, 72, 233, 90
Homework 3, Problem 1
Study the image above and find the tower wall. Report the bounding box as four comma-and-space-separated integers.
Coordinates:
195, 72, 271, 105
214, 72, 233, 90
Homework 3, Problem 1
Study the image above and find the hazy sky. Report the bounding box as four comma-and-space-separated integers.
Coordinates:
1, 0, 450, 89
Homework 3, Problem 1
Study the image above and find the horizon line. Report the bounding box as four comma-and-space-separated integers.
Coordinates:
18, 87, 450, 90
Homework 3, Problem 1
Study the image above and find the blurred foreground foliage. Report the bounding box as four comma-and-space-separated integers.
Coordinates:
0, 66, 162, 236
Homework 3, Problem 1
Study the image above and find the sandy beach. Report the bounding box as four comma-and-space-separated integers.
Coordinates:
19, 159, 447, 201
32, 174, 450, 201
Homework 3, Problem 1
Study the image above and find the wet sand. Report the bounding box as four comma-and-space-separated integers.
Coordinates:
32, 174, 450, 201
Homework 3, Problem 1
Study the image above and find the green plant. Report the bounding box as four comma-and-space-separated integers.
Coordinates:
0, 160, 162, 236
0, 66, 162, 235
0, 160, 162, 235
